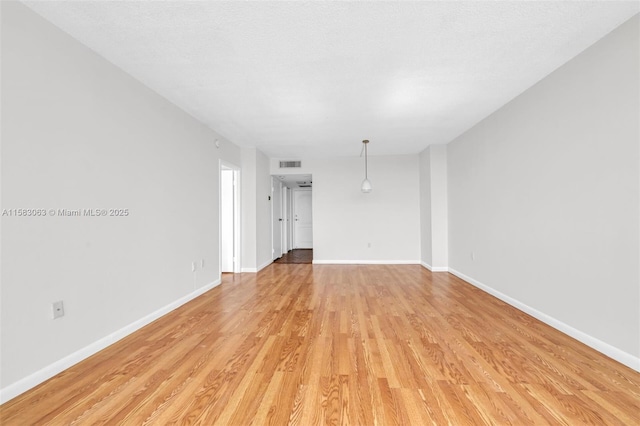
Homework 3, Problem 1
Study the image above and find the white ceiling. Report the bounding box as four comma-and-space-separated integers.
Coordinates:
24, 1, 639, 159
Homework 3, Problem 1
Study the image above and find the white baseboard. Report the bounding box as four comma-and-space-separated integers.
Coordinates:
448, 268, 640, 372
420, 261, 449, 272
257, 259, 273, 272
0, 279, 222, 404
241, 260, 273, 273
312, 259, 420, 265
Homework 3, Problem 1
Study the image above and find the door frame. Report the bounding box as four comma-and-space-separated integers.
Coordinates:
219, 160, 241, 275
281, 185, 288, 255
287, 186, 294, 251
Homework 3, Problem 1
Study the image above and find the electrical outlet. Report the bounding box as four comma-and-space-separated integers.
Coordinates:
192, 261, 197, 272
201, 259, 205, 268
367, 242, 371, 248
52, 301, 64, 319
471, 252, 475, 260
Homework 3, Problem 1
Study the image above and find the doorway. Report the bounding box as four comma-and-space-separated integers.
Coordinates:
220, 161, 240, 274
271, 174, 313, 262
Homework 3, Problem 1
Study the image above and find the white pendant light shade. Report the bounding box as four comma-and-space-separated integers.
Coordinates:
361, 178, 372, 193
361, 139, 372, 193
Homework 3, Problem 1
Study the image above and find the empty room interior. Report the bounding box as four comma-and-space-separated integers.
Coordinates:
1, 1, 639, 424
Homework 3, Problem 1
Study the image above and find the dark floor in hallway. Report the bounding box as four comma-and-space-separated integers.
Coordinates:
274, 249, 313, 264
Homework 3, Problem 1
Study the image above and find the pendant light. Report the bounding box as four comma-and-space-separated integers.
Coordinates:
361, 139, 372, 193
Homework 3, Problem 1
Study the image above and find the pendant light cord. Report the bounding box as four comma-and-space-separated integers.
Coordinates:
361, 139, 372, 193
364, 142, 368, 179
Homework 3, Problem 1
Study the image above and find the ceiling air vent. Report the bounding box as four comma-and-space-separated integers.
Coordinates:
279, 160, 301, 168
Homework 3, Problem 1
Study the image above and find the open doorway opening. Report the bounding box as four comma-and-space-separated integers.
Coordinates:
220, 161, 240, 275
272, 174, 313, 264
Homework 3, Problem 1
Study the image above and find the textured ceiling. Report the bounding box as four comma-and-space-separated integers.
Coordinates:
23, 1, 639, 158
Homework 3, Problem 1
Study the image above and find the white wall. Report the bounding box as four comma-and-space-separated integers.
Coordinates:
448, 15, 639, 368
419, 145, 448, 271
240, 147, 272, 272
256, 150, 273, 269
241, 148, 257, 271
0, 2, 241, 400
272, 155, 421, 263
419, 149, 433, 267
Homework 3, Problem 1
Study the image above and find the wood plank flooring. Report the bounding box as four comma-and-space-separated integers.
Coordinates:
274, 249, 313, 264
1, 264, 639, 425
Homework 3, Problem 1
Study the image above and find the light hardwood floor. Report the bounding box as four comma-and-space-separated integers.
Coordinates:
1, 264, 639, 425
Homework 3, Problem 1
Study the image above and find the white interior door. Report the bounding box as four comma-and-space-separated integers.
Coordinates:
271, 177, 283, 260
294, 189, 313, 249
